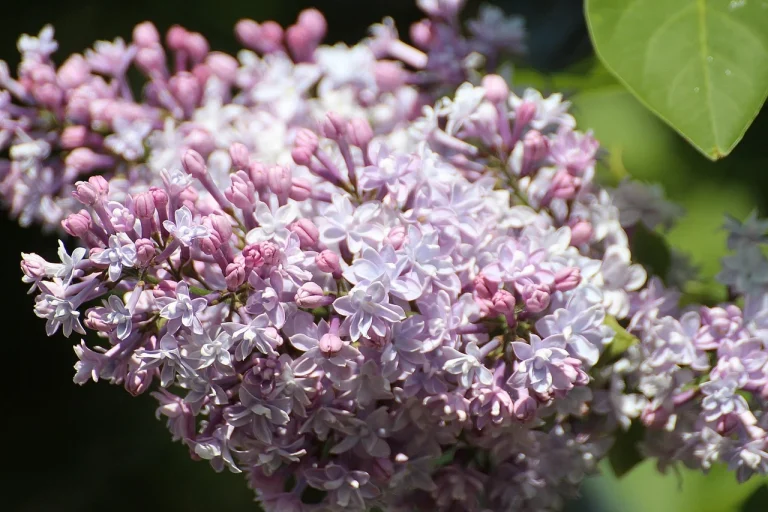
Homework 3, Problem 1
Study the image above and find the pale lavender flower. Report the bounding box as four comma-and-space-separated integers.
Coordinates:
103, 294, 133, 340
333, 279, 405, 341
509, 334, 586, 394
318, 194, 385, 253
441, 342, 494, 387
156, 281, 207, 334
163, 206, 210, 246
91, 234, 137, 281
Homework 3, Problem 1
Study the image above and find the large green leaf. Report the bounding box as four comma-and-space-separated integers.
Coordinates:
585, 0, 768, 160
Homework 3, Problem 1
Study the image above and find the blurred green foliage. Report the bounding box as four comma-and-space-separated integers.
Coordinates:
3, 1, 768, 511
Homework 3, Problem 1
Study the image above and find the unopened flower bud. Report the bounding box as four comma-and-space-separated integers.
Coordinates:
169, 72, 201, 114
66, 148, 114, 173
491, 290, 516, 318
286, 24, 316, 63
208, 213, 232, 242
135, 238, 156, 266
321, 112, 347, 140
260, 241, 280, 266
522, 283, 551, 314
318, 332, 343, 355
347, 118, 373, 148
295, 282, 333, 308
514, 101, 537, 130
181, 149, 207, 179
482, 74, 509, 104
20, 253, 47, 280
554, 267, 581, 292
294, 128, 319, 154
60, 126, 102, 149
184, 32, 209, 63
135, 46, 166, 75
62, 211, 92, 237
85, 309, 112, 332
409, 20, 433, 48
316, 250, 341, 275
548, 170, 580, 200
228, 142, 250, 171
206, 52, 239, 83
473, 273, 498, 300
57, 54, 91, 89
297, 8, 327, 41
133, 192, 156, 219
166, 25, 189, 51
386, 225, 407, 250
290, 178, 312, 201
225, 170, 255, 209
133, 21, 161, 47
267, 165, 292, 197
513, 391, 537, 421
291, 146, 313, 167
248, 161, 268, 191
149, 187, 169, 209
125, 368, 152, 396
72, 181, 100, 206
289, 218, 319, 249
242, 243, 264, 268
569, 220, 593, 246
225, 261, 247, 291
375, 61, 407, 93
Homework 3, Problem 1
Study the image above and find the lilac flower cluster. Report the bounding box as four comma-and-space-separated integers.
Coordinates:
8, 1, 768, 510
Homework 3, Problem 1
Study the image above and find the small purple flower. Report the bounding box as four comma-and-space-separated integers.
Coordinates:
91, 234, 137, 281
441, 342, 493, 388
509, 334, 587, 394
333, 279, 405, 341
163, 206, 210, 247
156, 281, 207, 334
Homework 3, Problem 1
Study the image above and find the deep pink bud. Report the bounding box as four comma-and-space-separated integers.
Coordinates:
491, 290, 516, 317
225, 170, 256, 210
569, 220, 593, 246
522, 283, 550, 314
57, 54, 91, 89
259, 21, 285, 53
290, 178, 313, 201
267, 165, 292, 197
473, 273, 498, 300
297, 8, 327, 41
135, 238, 156, 266
236, 20, 284, 54
554, 267, 581, 292
386, 225, 407, 250
482, 74, 509, 104
289, 219, 320, 249
286, 24, 316, 63
89, 175, 109, 196
315, 250, 340, 275
260, 241, 280, 266
199, 221, 223, 255
133, 192, 156, 219
206, 52, 239, 83
234, 19, 261, 49
135, 46, 166, 75
548, 170, 580, 200
522, 130, 549, 170
318, 332, 343, 355
321, 112, 347, 140
62, 211, 92, 237
228, 142, 250, 171
347, 118, 373, 148
515, 101, 537, 129
60, 126, 102, 149
181, 149, 208, 179
149, 187, 169, 208
20, 254, 46, 280
182, 127, 215, 156
242, 243, 264, 268
295, 282, 333, 308
133, 22, 161, 47
166, 25, 189, 51
225, 261, 247, 291
513, 391, 537, 421
248, 161, 268, 191
210, 213, 232, 241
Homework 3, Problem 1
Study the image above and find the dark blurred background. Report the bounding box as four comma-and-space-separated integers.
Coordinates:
2, 1, 767, 511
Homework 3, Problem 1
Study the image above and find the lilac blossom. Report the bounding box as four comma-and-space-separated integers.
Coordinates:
91, 234, 137, 281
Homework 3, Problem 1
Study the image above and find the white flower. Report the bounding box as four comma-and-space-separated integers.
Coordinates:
91, 234, 137, 281
156, 281, 207, 334
509, 88, 576, 130
318, 194, 385, 253
104, 118, 152, 161
17, 25, 58, 59
104, 294, 133, 340
333, 279, 406, 341
441, 342, 493, 388
245, 200, 298, 244
598, 246, 647, 318
163, 206, 210, 247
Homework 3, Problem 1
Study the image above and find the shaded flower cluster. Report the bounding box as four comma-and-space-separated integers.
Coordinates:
8, 1, 768, 511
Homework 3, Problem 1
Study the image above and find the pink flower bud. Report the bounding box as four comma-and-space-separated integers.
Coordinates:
569, 220, 593, 246
185, 32, 210, 63
89, 175, 109, 195
260, 241, 280, 266
522, 130, 549, 172
491, 290, 516, 317
316, 250, 341, 275
57, 54, 91, 89
191, 62, 211, 85
318, 332, 343, 355
182, 127, 215, 157
522, 283, 550, 314
321, 112, 346, 140
290, 178, 312, 201
133, 22, 161, 47
267, 165, 292, 197
482, 74, 509, 104
208, 213, 233, 242
289, 219, 319, 249
259, 21, 285, 53
409, 20, 433, 48
62, 211, 92, 237
554, 267, 581, 292
513, 391, 537, 421
204, 52, 238, 83
135, 238, 156, 266
286, 24, 316, 63
374, 61, 407, 93
297, 8, 327, 41
133, 192, 156, 219
149, 187, 169, 208
234, 19, 261, 50
166, 25, 189, 51
21, 254, 47, 280
242, 243, 264, 268
548, 170, 580, 200
386, 225, 407, 250
199, 222, 222, 255
228, 142, 250, 171
72, 181, 100, 206
60, 126, 102, 149
347, 118, 373, 148
294, 128, 319, 154
248, 161, 269, 191
225, 261, 247, 291
514, 101, 537, 130
291, 146, 313, 167
295, 282, 333, 308
236, 20, 284, 54
135, 46, 166, 75
66, 148, 115, 173
169, 72, 201, 114
181, 149, 208, 179
33, 83, 63, 110
85, 309, 112, 332
225, 170, 256, 210
473, 273, 498, 300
